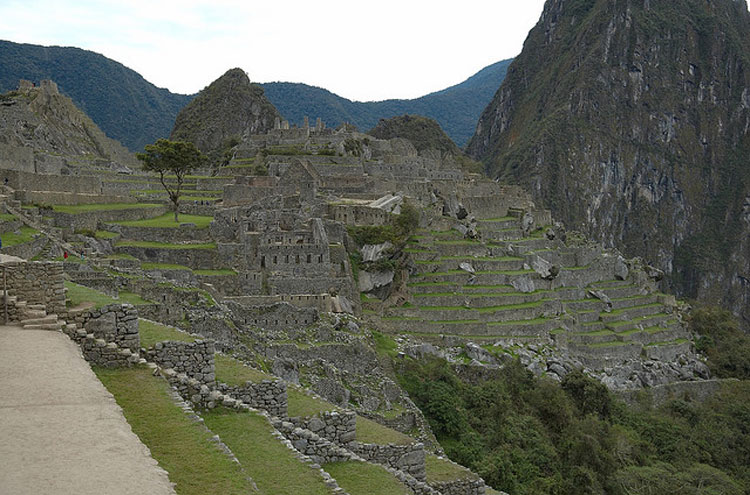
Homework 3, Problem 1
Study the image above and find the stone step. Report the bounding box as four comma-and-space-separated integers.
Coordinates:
22, 322, 62, 331
20, 314, 58, 326
22, 310, 47, 320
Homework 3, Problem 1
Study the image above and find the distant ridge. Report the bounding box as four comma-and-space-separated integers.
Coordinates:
261, 58, 513, 147
0, 39, 511, 150
0, 40, 192, 151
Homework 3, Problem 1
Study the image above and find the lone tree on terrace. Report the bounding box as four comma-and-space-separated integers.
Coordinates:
137, 139, 205, 222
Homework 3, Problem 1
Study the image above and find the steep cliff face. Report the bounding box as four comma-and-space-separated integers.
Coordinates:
468, 0, 750, 327
170, 68, 280, 163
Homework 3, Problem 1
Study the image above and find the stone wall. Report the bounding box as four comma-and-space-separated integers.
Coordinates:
65, 326, 140, 368
274, 419, 355, 465
0, 144, 35, 173
115, 245, 220, 270
351, 442, 426, 481
218, 379, 288, 418
227, 301, 319, 331
1, 260, 65, 316
109, 224, 213, 243
430, 478, 486, 495
49, 206, 169, 231
289, 410, 357, 445
62, 303, 139, 352
3, 169, 102, 194
147, 340, 216, 384
616, 379, 732, 407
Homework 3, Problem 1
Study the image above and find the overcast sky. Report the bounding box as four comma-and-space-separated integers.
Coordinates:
0, 0, 547, 101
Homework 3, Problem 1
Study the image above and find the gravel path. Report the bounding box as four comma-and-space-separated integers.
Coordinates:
0, 325, 176, 495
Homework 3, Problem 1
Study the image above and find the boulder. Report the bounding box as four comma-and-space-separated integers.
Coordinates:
511, 276, 536, 293
360, 242, 393, 262
359, 270, 395, 293
614, 256, 629, 280
531, 256, 559, 280
459, 262, 476, 274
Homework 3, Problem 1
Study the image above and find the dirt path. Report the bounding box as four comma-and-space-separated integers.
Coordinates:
0, 325, 176, 495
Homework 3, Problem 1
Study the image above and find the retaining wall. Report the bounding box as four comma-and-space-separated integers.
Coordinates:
219, 379, 288, 418
147, 340, 216, 383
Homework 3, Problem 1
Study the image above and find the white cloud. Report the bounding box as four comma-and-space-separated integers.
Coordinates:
0, 0, 547, 100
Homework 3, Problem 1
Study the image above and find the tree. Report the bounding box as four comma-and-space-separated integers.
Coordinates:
137, 139, 205, 222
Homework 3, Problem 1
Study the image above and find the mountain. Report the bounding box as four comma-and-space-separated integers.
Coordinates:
467, 0, 750, 328
0, 39, 510, 151
0, 39, 192, 152
368, 114, 462, 155
0, 79, 136, 169
170, 68, 280, 164
260, 58, 513, 147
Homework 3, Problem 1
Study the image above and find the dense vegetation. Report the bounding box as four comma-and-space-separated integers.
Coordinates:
397, 358, 748, 494
393, 306, 750, 494
0, 40, 192, 151
261, 59, 512, 147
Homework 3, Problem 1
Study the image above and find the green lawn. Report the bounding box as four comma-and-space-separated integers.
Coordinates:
52, 203, 162, 214
0, 213, 17, 221
287, 385, 339, 417
95, 230, 119, 239
201, 407, 332, 495
115, 213, 214, 229
139, 319, 196, 349
95, 367, 255, 495
214, 354, 273, 386
323, 461, 411, 495
116, 240, 217, 250
356, 416, 413, 445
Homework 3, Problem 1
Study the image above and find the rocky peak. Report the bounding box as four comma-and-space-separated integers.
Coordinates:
0, 78, 136, 168
170, 68, 281, 164
468, 0, 750, 328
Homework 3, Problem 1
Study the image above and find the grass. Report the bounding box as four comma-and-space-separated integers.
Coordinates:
425, 454, 477, 482
1, 226, 39, 247
214, 354, 273, 386
115, 213, 214, 229
65, 282, 151, 308
95, 230, 119, 239
95, 367, 255, 495
287, 385, 338, 417
0, 213, 17, 221
201, 407, 332, 495
371, 330, 399, 358
356, 416, 413, 445
195, 269, 237, 276
142, 262, 193, 271
52, 203, 162, 214
139, 319, 196, 348
116, 240, 217, 250
324, 461, 411, 495
119, 291, 153, 306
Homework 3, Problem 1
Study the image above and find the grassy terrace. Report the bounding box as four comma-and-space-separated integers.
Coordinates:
214, 354, 273, 386
115, 240, 217, 249
202, 408, 332, 495
1, 226, 39, 246
65, 281, 152, 309
114, 213, 214, 229
287, 385, 339, 417
51, 203, 162, 214
139, 319, 196, 349
0, 213, 17, 221
356, 416, 413, 445
324, 461, 410, 495
425, 454, 478, 483
95, 367, 255, 495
